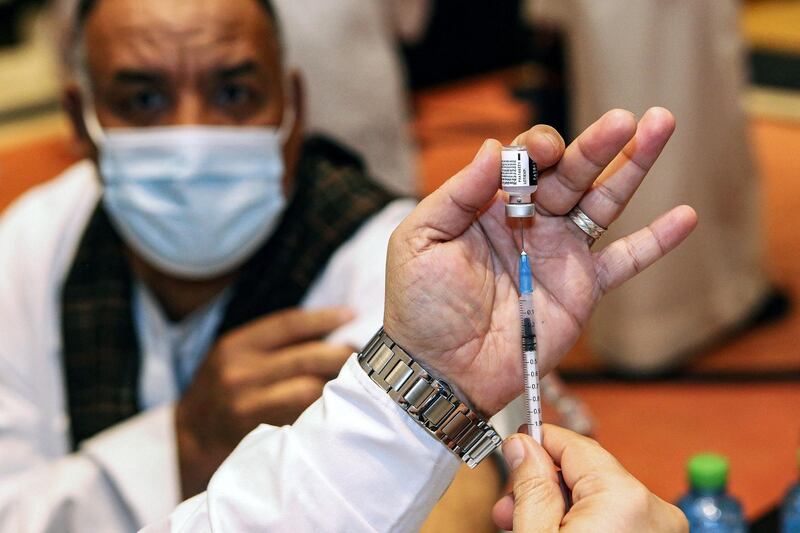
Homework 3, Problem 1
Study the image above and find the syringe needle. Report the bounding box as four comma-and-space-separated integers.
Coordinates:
520, 218, 525, 252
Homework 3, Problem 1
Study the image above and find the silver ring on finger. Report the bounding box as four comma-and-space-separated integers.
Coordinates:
568, 206, 607, 245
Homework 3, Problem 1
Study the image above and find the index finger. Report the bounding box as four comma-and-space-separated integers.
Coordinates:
541, 424, 628, 490
535, 109, 637, 216
222, 307, 355, 351
511, 124, 567, 171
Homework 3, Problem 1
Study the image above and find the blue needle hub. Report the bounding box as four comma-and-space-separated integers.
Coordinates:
519, 251, 533, 294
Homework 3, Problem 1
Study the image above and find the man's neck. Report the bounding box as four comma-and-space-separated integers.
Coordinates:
128, 252, 237, 322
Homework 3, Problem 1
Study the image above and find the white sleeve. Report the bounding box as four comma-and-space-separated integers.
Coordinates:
0, 229, 137, 531
142, 356, 461, 533
80, 406, 182, 524
0, 398, 174, 532
303, 199, 417, 349
0, 168, 178, 531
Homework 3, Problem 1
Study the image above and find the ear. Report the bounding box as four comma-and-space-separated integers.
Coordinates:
282, 68, 305, 190
62, 81, 97, 160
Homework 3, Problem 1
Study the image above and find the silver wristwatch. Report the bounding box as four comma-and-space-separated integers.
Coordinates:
357, 328, 501, 468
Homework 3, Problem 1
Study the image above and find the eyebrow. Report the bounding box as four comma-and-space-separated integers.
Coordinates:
215, 61, 260, 79
112, 69, 165, 84
108, 61, 260, 85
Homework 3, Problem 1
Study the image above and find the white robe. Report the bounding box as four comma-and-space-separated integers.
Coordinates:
272, 0, 432, 196
528, 0, 769, 371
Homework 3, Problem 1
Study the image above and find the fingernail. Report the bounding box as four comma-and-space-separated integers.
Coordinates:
473, 139, 492, 161
544, 131, 561, 151
503, 437, 526, 470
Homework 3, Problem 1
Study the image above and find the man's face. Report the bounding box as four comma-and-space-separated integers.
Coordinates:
82, 0, 285, 130
71, 0, 301, 283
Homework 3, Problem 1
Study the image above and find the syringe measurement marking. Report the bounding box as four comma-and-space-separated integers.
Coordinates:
520, 297, 543, 444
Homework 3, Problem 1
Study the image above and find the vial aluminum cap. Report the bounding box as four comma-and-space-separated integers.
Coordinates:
506, 203, 535, 218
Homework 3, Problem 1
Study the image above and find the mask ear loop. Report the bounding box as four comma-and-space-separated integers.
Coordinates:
277, 75, 296, 144
81, 100, 106, 148
72, 37, 106, 147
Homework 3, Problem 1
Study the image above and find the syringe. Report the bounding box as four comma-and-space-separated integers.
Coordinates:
519, 251, 543, 444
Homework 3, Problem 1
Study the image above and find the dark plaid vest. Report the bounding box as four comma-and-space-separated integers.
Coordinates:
60, 136, 397, 450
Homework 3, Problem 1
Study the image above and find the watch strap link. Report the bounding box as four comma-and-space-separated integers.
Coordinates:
358, 328, 501, 468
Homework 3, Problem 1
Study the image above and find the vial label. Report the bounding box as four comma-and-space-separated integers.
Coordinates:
501, 148, 538, 188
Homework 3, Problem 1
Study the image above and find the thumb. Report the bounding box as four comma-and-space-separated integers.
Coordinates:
505, 433, 565, 532
403, 138, 502, 242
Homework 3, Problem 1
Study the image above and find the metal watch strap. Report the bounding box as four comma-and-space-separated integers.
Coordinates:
357, 328, 501, 468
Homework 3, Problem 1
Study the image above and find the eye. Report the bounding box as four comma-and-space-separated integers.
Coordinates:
215, 83, 253, 108
127, 88, 169, 114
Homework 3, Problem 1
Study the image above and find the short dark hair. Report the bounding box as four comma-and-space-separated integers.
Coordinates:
66, 0, 282, 76
75, 0, 281, 43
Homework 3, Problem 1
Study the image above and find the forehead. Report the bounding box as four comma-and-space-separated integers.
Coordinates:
83, 0, 280, 73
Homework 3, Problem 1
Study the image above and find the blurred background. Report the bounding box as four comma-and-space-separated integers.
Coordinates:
1, 0, 799, 529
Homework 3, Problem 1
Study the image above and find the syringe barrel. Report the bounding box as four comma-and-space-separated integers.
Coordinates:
519, 292, 537, 339
519, 290, 543, 444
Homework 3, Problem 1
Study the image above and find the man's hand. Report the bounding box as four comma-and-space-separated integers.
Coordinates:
492, 426, 688, 532
175, 307, 354, 497
385, 107, 697, 416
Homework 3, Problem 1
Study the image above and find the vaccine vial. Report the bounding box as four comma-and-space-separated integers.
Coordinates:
501, 145, 538, 217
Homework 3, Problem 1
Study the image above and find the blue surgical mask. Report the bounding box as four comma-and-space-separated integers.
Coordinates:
85, 111, 293, 280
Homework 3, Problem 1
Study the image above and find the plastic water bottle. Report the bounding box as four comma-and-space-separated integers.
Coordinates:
782, 448, 800, 532
677, 453, 746, 532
